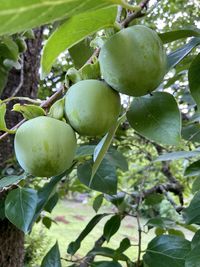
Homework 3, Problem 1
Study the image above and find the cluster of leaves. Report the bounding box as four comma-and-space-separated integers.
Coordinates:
1, 0, 200, 266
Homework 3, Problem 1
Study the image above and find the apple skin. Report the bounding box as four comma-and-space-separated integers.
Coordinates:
65, 79, 121, 136
14, 116, 77, 177
99, 25, 167, 97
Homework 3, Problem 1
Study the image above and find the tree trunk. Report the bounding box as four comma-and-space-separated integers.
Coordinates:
0, 28, 43, 267
0, 28, 43, 168
0, 219, 25, 267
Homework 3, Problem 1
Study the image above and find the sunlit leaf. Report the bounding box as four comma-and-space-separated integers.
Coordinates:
159, 27, 200, 44
0, 103, 15, 133
13, 104, 45, 119
188, 53, 200, 110
0, 0, 127, 36
41, 6, 117, 77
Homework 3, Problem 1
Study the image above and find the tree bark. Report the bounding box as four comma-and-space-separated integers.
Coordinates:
0, 28, 43, 267
0, 28, 43, 169
0, 219, 25, 267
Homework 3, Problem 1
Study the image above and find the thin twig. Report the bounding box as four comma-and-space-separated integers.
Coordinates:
135, 178, 146, 267
136, 212, 142, 267
116, 5, 124, 23
1, 96, 41, 105
0, 86, 65, 141
121, 0, 151, 28
159, 185, 183, 213
86, 48, 100, 65
79, 235, 106, 267
11, 55, 24, 97
40, 86, 65, 108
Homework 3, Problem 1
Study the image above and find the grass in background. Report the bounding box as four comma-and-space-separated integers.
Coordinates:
33, 199, 155, 266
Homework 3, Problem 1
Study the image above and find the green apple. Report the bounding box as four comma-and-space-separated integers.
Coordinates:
65, 79, 121, 136
14, 116, 77, 177
99, 25, 167, 96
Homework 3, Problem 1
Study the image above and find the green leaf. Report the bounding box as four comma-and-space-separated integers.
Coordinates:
77, 159, 117, 195
0, 103, 15, 133
159, 27, 200, 44
183, 191, 200, 225
155, 228, 166, 236
69, 38, 94, 69
103, 214, 121, 242
79, 61, 101, 80
146, 217, 175, 230
0, 65, 9, 95
41, 242, 61, 267
92, 114, 126, 179
0, 174, 25, 189
93, 194, 104, 213
144, 193, 164, 206
12, 104, 45, 119
44, 192, 59, 213
105, 149, 128, 171
3, 59, 21, 70
184, 160, 200, 177
75, 145, 128, 171
127, 92, 181, 145
167, 229, 185, 238
189, 53, 200, 110
192, 176, 200, 193
41, 6, 117, 77
185, 245, 200, 267
89, 247, 130, 262
115, 238, 131, 254
48, 98, 64, 120
30, 170, 72, 229
176, 222, 197, 233
65, 67, 82, 86
167, 37, 200, 70
67, 213, 109, 255
0, 36, 19, 61
182, 124, 200, 143
5, 188, 38, 233
75, 145, 95, 160
155, 150, 200, 162
143, 235, 191, 267
105, 192, 125, 208
42, 216, 52, 229
191, 229, 200, 249
0, 0, 127, 36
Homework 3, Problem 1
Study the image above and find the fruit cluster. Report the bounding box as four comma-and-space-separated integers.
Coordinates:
14, 25, 167, 177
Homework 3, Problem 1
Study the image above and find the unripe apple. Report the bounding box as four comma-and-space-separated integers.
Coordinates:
65, 79, 121, 136
14, 116, 77, 177
99, 25, 167, 96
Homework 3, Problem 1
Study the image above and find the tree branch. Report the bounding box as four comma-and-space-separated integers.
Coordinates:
79, 235, 106, 267
0, 85, 65, 141
129, 181, 184, 212
121, 0, 151, 28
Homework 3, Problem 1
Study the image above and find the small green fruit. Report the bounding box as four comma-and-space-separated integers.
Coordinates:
14, 116, 77, 177
65, 80, 121, 136
99, 25, 167, 97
